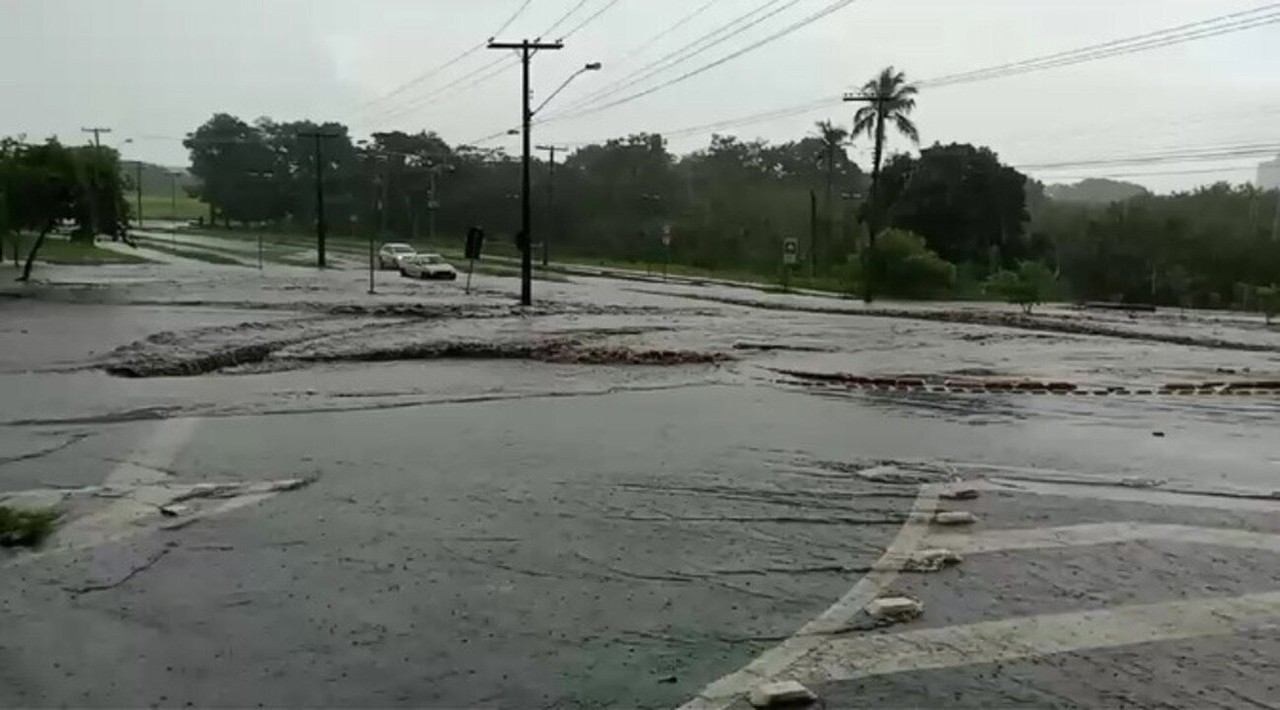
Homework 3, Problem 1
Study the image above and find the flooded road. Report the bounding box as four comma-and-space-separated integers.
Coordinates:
3, 254, 1279, 707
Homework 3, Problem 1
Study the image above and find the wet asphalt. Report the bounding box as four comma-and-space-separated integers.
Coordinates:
2, 252, 1280, 708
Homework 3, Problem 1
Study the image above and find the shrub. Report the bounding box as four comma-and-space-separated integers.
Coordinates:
986, 260, 1056, 314
873, 229, 956, 299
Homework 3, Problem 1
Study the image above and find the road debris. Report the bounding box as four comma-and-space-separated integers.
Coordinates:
159, 504, 190, 517
940, 487, 980, 501
903, 548, 962, 572
748, 680, 817, 708
933, 510, 978, 526
867, 595, 924, 622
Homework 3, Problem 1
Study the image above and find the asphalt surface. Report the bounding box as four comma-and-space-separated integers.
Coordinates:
2, 241, 1280, 708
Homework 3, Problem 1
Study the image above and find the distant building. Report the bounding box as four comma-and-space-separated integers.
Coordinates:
1260, 154, 1280, 190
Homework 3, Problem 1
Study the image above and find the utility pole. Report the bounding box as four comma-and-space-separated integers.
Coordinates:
170, 171, 181, 244
82, 127, 111, 149
427, 164, 439, 243
489, 39, 563, 306
1272, 191, 1280, 242
298, 130, 342, 268
536, 144, 563, 267
809, 190, 818, 277
134, 161, 144, 230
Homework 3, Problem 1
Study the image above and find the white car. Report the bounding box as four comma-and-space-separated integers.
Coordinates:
378, 243, 416, 269
400, 254, 458, 281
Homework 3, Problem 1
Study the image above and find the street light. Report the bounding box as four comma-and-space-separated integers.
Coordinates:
247, 169, 274, 266
532, 62, 603, 117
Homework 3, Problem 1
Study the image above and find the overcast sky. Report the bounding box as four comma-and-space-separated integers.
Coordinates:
3, 0, 1278, 192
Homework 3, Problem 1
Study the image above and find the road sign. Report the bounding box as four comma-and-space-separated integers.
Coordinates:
662, 224, 673, 247
783, 237, 799, 266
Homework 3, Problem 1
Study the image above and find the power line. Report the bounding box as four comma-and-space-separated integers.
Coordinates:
368, 0, 620, 127
547, 0, 796, 118
1029, 164, 1265, 181
547, 4, 1280, 146
543, 0, 862, 124
561, 0, 623, 39
539, 0, 591, 39
353, 0, 536, 118
920, 4, 1280, 87
614, 0, 723, 65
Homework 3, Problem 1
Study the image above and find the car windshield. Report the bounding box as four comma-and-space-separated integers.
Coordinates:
6, 3, 1279, 709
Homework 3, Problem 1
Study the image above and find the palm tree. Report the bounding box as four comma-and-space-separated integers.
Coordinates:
813, 120, 849, 273
851, 66, 918, 299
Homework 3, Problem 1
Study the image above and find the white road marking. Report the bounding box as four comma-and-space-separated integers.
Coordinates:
985, 478, 1280, 513
796, 590, 1280, 683
679, 472, 1280, 709
929, 522, 1280, 556
679, 486, 940, 710
6, 418, 309, 565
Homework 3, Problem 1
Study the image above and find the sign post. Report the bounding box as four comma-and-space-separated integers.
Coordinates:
782, 236, 799, 292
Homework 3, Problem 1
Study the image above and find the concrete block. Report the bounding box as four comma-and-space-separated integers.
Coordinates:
748, 680, 817, 708
934, 510, 978, 526
867, 596, 924, 621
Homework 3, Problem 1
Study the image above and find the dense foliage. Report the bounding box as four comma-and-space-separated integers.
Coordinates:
1, 137, 130, 279
178, 110, 1278, 312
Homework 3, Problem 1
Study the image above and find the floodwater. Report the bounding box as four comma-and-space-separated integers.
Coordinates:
2, 248, 1279, 707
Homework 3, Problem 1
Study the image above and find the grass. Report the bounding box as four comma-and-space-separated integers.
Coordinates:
132, 192, 208, 222
2, 234, 151, 266
0, 505, 61, 548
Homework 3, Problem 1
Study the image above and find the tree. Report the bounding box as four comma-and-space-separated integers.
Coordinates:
1, 138, 129, 281
878, 143, 1031, 269
986, 261, 1056, 314
813, 120, 849, 269
851, 66, 919, 301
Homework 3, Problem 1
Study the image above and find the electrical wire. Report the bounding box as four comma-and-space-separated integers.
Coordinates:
539, 0, 591, 39
920, 4, 1279, 87
369, 0, 622, 127
352, 0, 535, 118
545, 4, 1279, 147
546, 0, 795, 118
543, 0, 861, 124
562, 0, 623, 39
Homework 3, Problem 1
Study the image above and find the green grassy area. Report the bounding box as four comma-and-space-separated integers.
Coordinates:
2, 234, 152, 265
0, 506, 60, 548
132, 192, 207, 222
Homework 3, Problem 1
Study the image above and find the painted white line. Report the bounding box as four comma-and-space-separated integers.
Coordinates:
929, 522, 1280, 556
796, 590, 1280, 683
984, 478, 1280, 513
679, 486, 940, 710
44, 418, 201, 553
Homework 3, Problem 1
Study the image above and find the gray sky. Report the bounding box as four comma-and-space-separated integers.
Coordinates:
3, 0, 1277, 192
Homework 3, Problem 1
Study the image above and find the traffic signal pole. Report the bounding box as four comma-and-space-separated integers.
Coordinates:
489, 39, 563, 306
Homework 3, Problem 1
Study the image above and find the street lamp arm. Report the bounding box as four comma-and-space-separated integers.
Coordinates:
532, 62, 602, 117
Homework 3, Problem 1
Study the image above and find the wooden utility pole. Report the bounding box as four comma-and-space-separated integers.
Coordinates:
536, 144, 564, 267
298, 130, 342, 268
81, 127, 111, 148
488, 39, 563, 306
